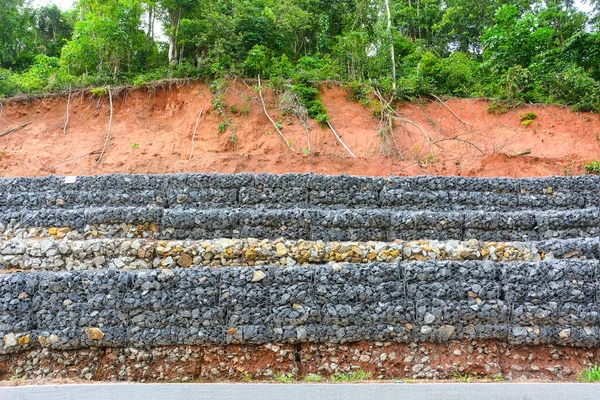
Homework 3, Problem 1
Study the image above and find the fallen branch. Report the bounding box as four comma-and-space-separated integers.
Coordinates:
430, 93, 470, 125
0, 122, 31, 138
257, 75, 296, 152
373, 88, 404, 160
63, 86, 71, 135
434, 137, 485, 154
392, 116, 435, 155
508, 149, 531, 157
93, 87, 113, 168
48, 144, 114, 169
189, 108, 203, 160
326, 120, 356, 158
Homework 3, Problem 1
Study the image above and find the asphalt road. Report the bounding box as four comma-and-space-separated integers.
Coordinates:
1, 383, 598, 400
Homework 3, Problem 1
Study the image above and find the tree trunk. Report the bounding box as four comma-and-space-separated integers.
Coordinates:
147, 6, 153, 38
384, 0, 397, 91
168, 8, 182, 63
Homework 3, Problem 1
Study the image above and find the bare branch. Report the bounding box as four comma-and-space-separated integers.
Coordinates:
93, 87, 113, 168
0, 122, 31, 138
430, 93, 470, 125
63, 86, 71, 135
189, 108, 204, 160
257, 75, 296, 152
434, 137, 485, 154
326, 120, 356, 158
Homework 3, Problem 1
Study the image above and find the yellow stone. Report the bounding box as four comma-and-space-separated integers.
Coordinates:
48, 227, 58, 235
149, 222, 159, 233
17, 334, 30, 345
245, 249, 258, 261
367, 251, 378, 261
227, 328, 238, 335
85, 327, 105, 340
275, 243, 288, 257
56, 227, 70, 239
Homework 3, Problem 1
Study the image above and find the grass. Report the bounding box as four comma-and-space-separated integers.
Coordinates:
241, 372, 253, 382
579, 365, 600, 382
330, 370, 372, 382
584, 160, 600, 175
273, 372, 296, 383
452, 371, 472, 382
304, 374, 325, 382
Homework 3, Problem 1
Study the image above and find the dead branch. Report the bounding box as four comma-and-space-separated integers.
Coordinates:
189, 108, 204, 160
93, 87, 113, 168
63, 86, 71, 135
392, 116, 435, 155
326, 120, 356, 158
257, 75, 296, 152
373, 88, 405, 160
434, 137, 485, 154
430, 93, 470, 125
0, 122, 31, 138
48, 144, 114, 169
508, 149, 531, 157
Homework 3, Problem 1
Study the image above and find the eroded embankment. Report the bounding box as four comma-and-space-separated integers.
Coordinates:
0, 81, 599, 178
1, 172, 600, 383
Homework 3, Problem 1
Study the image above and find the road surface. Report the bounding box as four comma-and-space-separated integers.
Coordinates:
1, 382, 599, 400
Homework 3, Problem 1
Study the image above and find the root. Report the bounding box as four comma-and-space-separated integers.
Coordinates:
0, 122, 31, 138
63, 86, 71, 135
392, 115, 435, 155
278, 89, 312, 151
434, 137, 485, 154
430, 93, 470, 125
373, 88, 404, 160
326, 120, 356, 158
257, 75, 296, 152
93, 87, 113, 168
189, 108, 204, 160
48, 144, 115, 169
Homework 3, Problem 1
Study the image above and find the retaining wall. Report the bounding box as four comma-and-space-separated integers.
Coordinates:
0, 173, 598, 211
1, 259, 599, 354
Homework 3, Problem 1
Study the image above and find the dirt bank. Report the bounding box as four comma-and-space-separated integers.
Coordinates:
0, 80, 598, 178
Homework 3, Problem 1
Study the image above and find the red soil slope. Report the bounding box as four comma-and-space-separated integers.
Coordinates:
0, 80, 598, 178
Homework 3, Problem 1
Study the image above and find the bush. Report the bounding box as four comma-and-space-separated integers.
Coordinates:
584, 160, 600, 175
0, 69, 22, 98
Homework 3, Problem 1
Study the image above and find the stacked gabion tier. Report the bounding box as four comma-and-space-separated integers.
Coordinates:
0, 173, 599, 359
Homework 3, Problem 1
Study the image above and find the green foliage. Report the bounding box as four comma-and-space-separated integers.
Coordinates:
218, 119, 232, 134
131, 143, 140, 149
0, 0, 598, 116
453, 371, 473, 382
487, 100, 509, 114
273, 372, 296, 383
330, 370, 372, 382
520, 112, 537, 126
90, 87, 108, 96
346, 81, 371, 104
304, 373, 323, 382
241, 372, 253, 382
584, 161, 600, 175
579, 365, 600, 382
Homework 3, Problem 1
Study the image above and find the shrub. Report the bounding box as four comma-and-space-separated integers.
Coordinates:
579, 365, 600, 382
584, 160, 600, 175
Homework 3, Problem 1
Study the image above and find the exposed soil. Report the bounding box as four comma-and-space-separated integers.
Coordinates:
0, 80, 598, 178
0, 341, 597, 384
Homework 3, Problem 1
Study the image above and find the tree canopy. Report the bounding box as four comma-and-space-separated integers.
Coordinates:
0, 0, 599, 111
